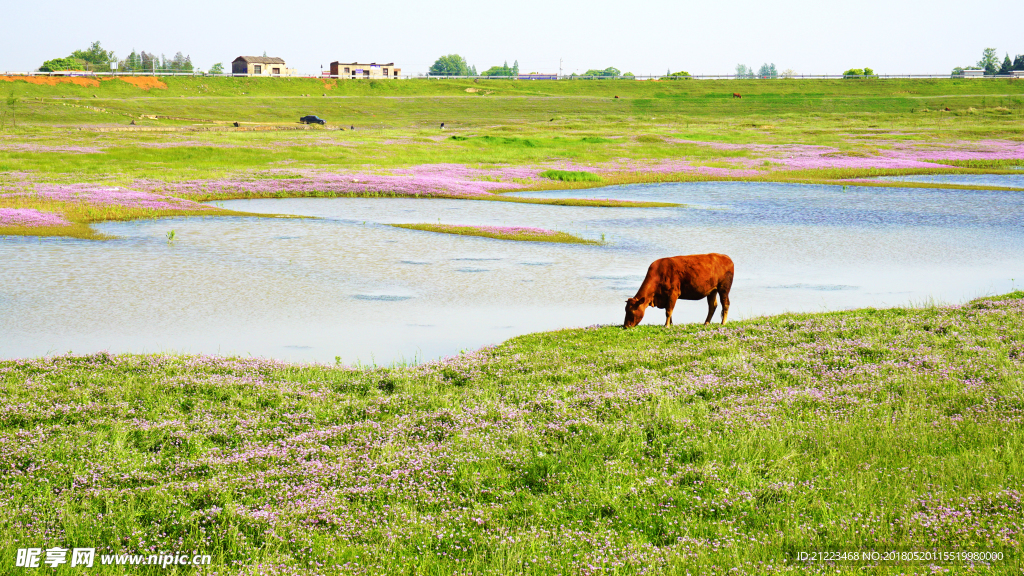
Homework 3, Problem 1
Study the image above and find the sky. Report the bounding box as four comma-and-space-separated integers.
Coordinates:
2, 0, 1022, 76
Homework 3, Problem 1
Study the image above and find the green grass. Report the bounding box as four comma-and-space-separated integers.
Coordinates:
540, 169, 603, 182
390, 223, 602, 244
1, 293, 1022, 574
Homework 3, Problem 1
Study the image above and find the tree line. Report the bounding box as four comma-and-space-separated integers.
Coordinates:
38, 41, 194, 73
953, 48, 1024, 76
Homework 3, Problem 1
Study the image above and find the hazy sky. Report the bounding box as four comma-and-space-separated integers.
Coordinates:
3, 0, 1022, 75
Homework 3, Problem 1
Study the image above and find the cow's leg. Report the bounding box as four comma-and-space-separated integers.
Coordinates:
720, 288, 730, 324
704, 291, 718, 325
665, 295, 678, 327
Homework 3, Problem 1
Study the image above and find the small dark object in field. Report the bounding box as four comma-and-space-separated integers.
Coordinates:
945, 107, 951, 111
233, 122, 240, 127
350, 125, 355, 130
733, 93, 742, 98
300, 115, 326, 125
614, 95, 619, 99
129, 119, 135, 125
440, 122, 445, 130
549, 118, 554, 121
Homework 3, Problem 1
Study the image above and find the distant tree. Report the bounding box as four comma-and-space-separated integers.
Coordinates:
757, 63, 778, 78
71, 41, 115, 69
469, 64, 477, 76
951, 66, 965, 77
120, 50, 143, 71
429, 54, 471, 76
663, 70, 692, 79
512, 60, 520, 76
622, 71, 635, 78
978, 48, 999, 75
1014, 54, 1024, 71
208, 62, 224, 74
781, 68, 796, 78
843, 67, 875, 78
583, 67, 620, 78
735, 64, 754, 79
141, 51, 158, 71
998, 54, 1013, 75
481, 61, 514, 76
39, 57, 84, 72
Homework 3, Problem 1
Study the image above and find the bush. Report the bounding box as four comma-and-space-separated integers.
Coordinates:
662, 71, 692, 80
842, 67, 875, 78
39, 57, 85, 72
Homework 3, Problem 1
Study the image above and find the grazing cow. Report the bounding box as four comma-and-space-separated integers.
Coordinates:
732, 93, 742, 99
624, 253, 734, 328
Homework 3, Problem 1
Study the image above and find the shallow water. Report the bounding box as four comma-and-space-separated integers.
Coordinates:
2, 182, 1023, 363
874, 174, 1024, 189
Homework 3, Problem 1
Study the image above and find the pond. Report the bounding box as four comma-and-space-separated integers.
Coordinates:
2, 181, 1023, 364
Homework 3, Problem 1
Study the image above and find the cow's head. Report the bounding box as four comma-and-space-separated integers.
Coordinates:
623, 297, 649, 328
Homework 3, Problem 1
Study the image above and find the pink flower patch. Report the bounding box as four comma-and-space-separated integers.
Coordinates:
0, 208, 72, 228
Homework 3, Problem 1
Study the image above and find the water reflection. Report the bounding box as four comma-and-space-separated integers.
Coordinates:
2, 181, 1022, 363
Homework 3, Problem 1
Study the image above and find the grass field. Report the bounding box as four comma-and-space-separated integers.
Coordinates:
1, 293, 1021, 574
2, 75, 1023, 238
2, 76, 1024, 574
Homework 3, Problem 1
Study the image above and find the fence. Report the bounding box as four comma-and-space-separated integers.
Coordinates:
4, 71, 1024, 80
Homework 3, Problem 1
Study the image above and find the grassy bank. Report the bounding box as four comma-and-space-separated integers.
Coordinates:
1, 293, 1022, 574
391, 223, 602, 244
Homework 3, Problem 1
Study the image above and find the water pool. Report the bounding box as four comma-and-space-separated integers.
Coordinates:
2, 181, 1022, 363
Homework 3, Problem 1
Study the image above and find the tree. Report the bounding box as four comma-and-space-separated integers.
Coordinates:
209, 62, 224, 75
429, 54, 471, 76
1014, 55, 1024, 71
120, 50, 143, 72
663, 70, 692, 80
481, 61, 514, 76
71, 41, 115, 69
512, 60, 519, 76
843, 67, 874, 78
781, 69, 796, 79
998, 54, 1013, 75
582, 67, 620, 78
978, 48, 999, 75
735, 64, 753, 79
757, 63, 778, 78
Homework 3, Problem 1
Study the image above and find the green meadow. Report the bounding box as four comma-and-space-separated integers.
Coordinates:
1, 294, 1022, 574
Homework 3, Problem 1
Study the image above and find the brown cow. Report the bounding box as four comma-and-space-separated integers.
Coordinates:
624, 253, 734, 328
732, 93, 742, 98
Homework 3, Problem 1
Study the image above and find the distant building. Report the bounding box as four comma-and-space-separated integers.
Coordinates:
961, 69, 985, 78
232, 56, 296, 76
1012, 71, 1024, 78
329, 62, 401, 79
517, 74, 558, 80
